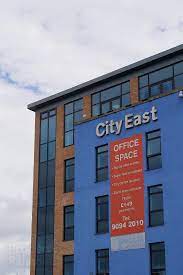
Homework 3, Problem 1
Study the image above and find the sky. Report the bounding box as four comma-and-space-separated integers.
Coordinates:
0, 0, 182, 274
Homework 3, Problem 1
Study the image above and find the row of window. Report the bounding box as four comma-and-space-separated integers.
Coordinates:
36, 110, 57, 275
63, 242, 166, 275
63, 61, 183, 147
64, 129, 161, 195
63, 184, 164, 243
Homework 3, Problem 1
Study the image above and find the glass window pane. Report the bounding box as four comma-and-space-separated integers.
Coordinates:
151, 211, 164, 226
162, 80, 173, 93
112, 98, 121, 110
65, 131, 74, 147
147, 138, 161, 156
140, 87, 149, 100
65, 102, 73, 115
65, 180, 74, 193
122, 93, 131, 107
97, 152, 108, 168
74, 99, 83, 111
36, 267, 44, 275
45, 253, 53, 267
92, 104, 100, 116
47, 187, 55, 206
65, 114, 73, 132
49, 116, 56, 142
37, 236, 45, 254
47, 160, 55, 187
92, 93, 100, 104
38, 189, 46, 207
122, 81, 130, 94
174, 74, 183, 89
45, 235, 54, 253
97, 167, 108, 182
37, 208, 46, 235
66, 165, 74, 180
147, 130, 160, 139
41, 119, 48, 144
101, 102, 110, 114
48, 141, 56, 160
174, 61, 183, 75
97, 145, 108, 153
46, 207, 54, 234
139, 75, 148, 88
36, 254, 44, 267
150, 193, 163, 211
148, 155, 162, 170
45, 267, 53, 275
152, 251, 165, 269
74, 111, 83, 123
101, 85, 121, 101
41, 112, 48, 119
49, 109, 56, 116
150, 84, 161, 97
39, 162, 47, 188
150, 185, 163, 194
64, 256, 74, 275
40, 144, 47, 162
149, 66, 173, 84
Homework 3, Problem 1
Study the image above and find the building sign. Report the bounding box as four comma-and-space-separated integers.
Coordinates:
110, 134, 145, 251
96, 106, 158, 137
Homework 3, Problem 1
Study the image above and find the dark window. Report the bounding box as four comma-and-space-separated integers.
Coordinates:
96, 145, 108, 182
63, 255, 74, 275
64, 205, 74, 241
96, 196, 109, 234
139, 61, 183, 100
92, 82, 130, 117
65, 158, 75, 193
149, 185, 164, 227
36, 110, 56, 275
96, 249, 109, 275
64, 99, 83, 146
146, 130, 162, 170
150, 242, 166, 275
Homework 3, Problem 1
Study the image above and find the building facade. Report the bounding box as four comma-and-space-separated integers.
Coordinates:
28, 44, 183, 275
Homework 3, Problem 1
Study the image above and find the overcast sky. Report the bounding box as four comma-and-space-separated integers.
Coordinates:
0, 0, 183, 274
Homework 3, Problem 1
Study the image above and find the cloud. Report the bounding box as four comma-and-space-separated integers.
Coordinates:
0, 0, 183, 274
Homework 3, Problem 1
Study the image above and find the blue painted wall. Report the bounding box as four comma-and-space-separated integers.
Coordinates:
74, 92, 183, 275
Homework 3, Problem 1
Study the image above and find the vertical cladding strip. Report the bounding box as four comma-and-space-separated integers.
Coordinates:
30, 112, 40, 275
83, 95, 92, 120
130, 77, 139, 105
54, 106, 74, 275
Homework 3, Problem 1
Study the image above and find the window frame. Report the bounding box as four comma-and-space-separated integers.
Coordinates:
63, 205, 74, 241
91, 81, 131, 117
64, 158, 75, 193
148, 185, 164, 227
96, 144, 108, 182
146, 129, 162, 170
150, 242, 166, 275
96, 195, 109, 234
96, 249, 109, 275
139, 60, 183, 101
63, 255, 74, 275
64, 98, 83, 147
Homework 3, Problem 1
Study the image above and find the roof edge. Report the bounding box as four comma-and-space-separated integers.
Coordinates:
27, 44, 183, 112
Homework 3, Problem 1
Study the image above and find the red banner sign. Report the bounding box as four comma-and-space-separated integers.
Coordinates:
110, 134, 145, 249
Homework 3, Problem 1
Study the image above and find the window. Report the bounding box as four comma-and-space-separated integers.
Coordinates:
92, 81, 130, 117
150, 242, 166, 275
139, 61, 183, 100
36, 110, 56, 275
64, 99, 83, 146
149, 185, 164, 227
96, 196, 109, 234
96, 145, 108, 182
65, 158, 75, 193
63, 255, 74, 275
64, 205, 74, 241
96, 249, 109, 275
146, 130, 162, 170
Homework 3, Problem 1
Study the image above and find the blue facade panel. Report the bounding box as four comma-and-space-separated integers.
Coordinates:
74, 92, 183, 274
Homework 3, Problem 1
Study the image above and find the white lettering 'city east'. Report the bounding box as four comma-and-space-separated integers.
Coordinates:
96, 106, 158, 137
